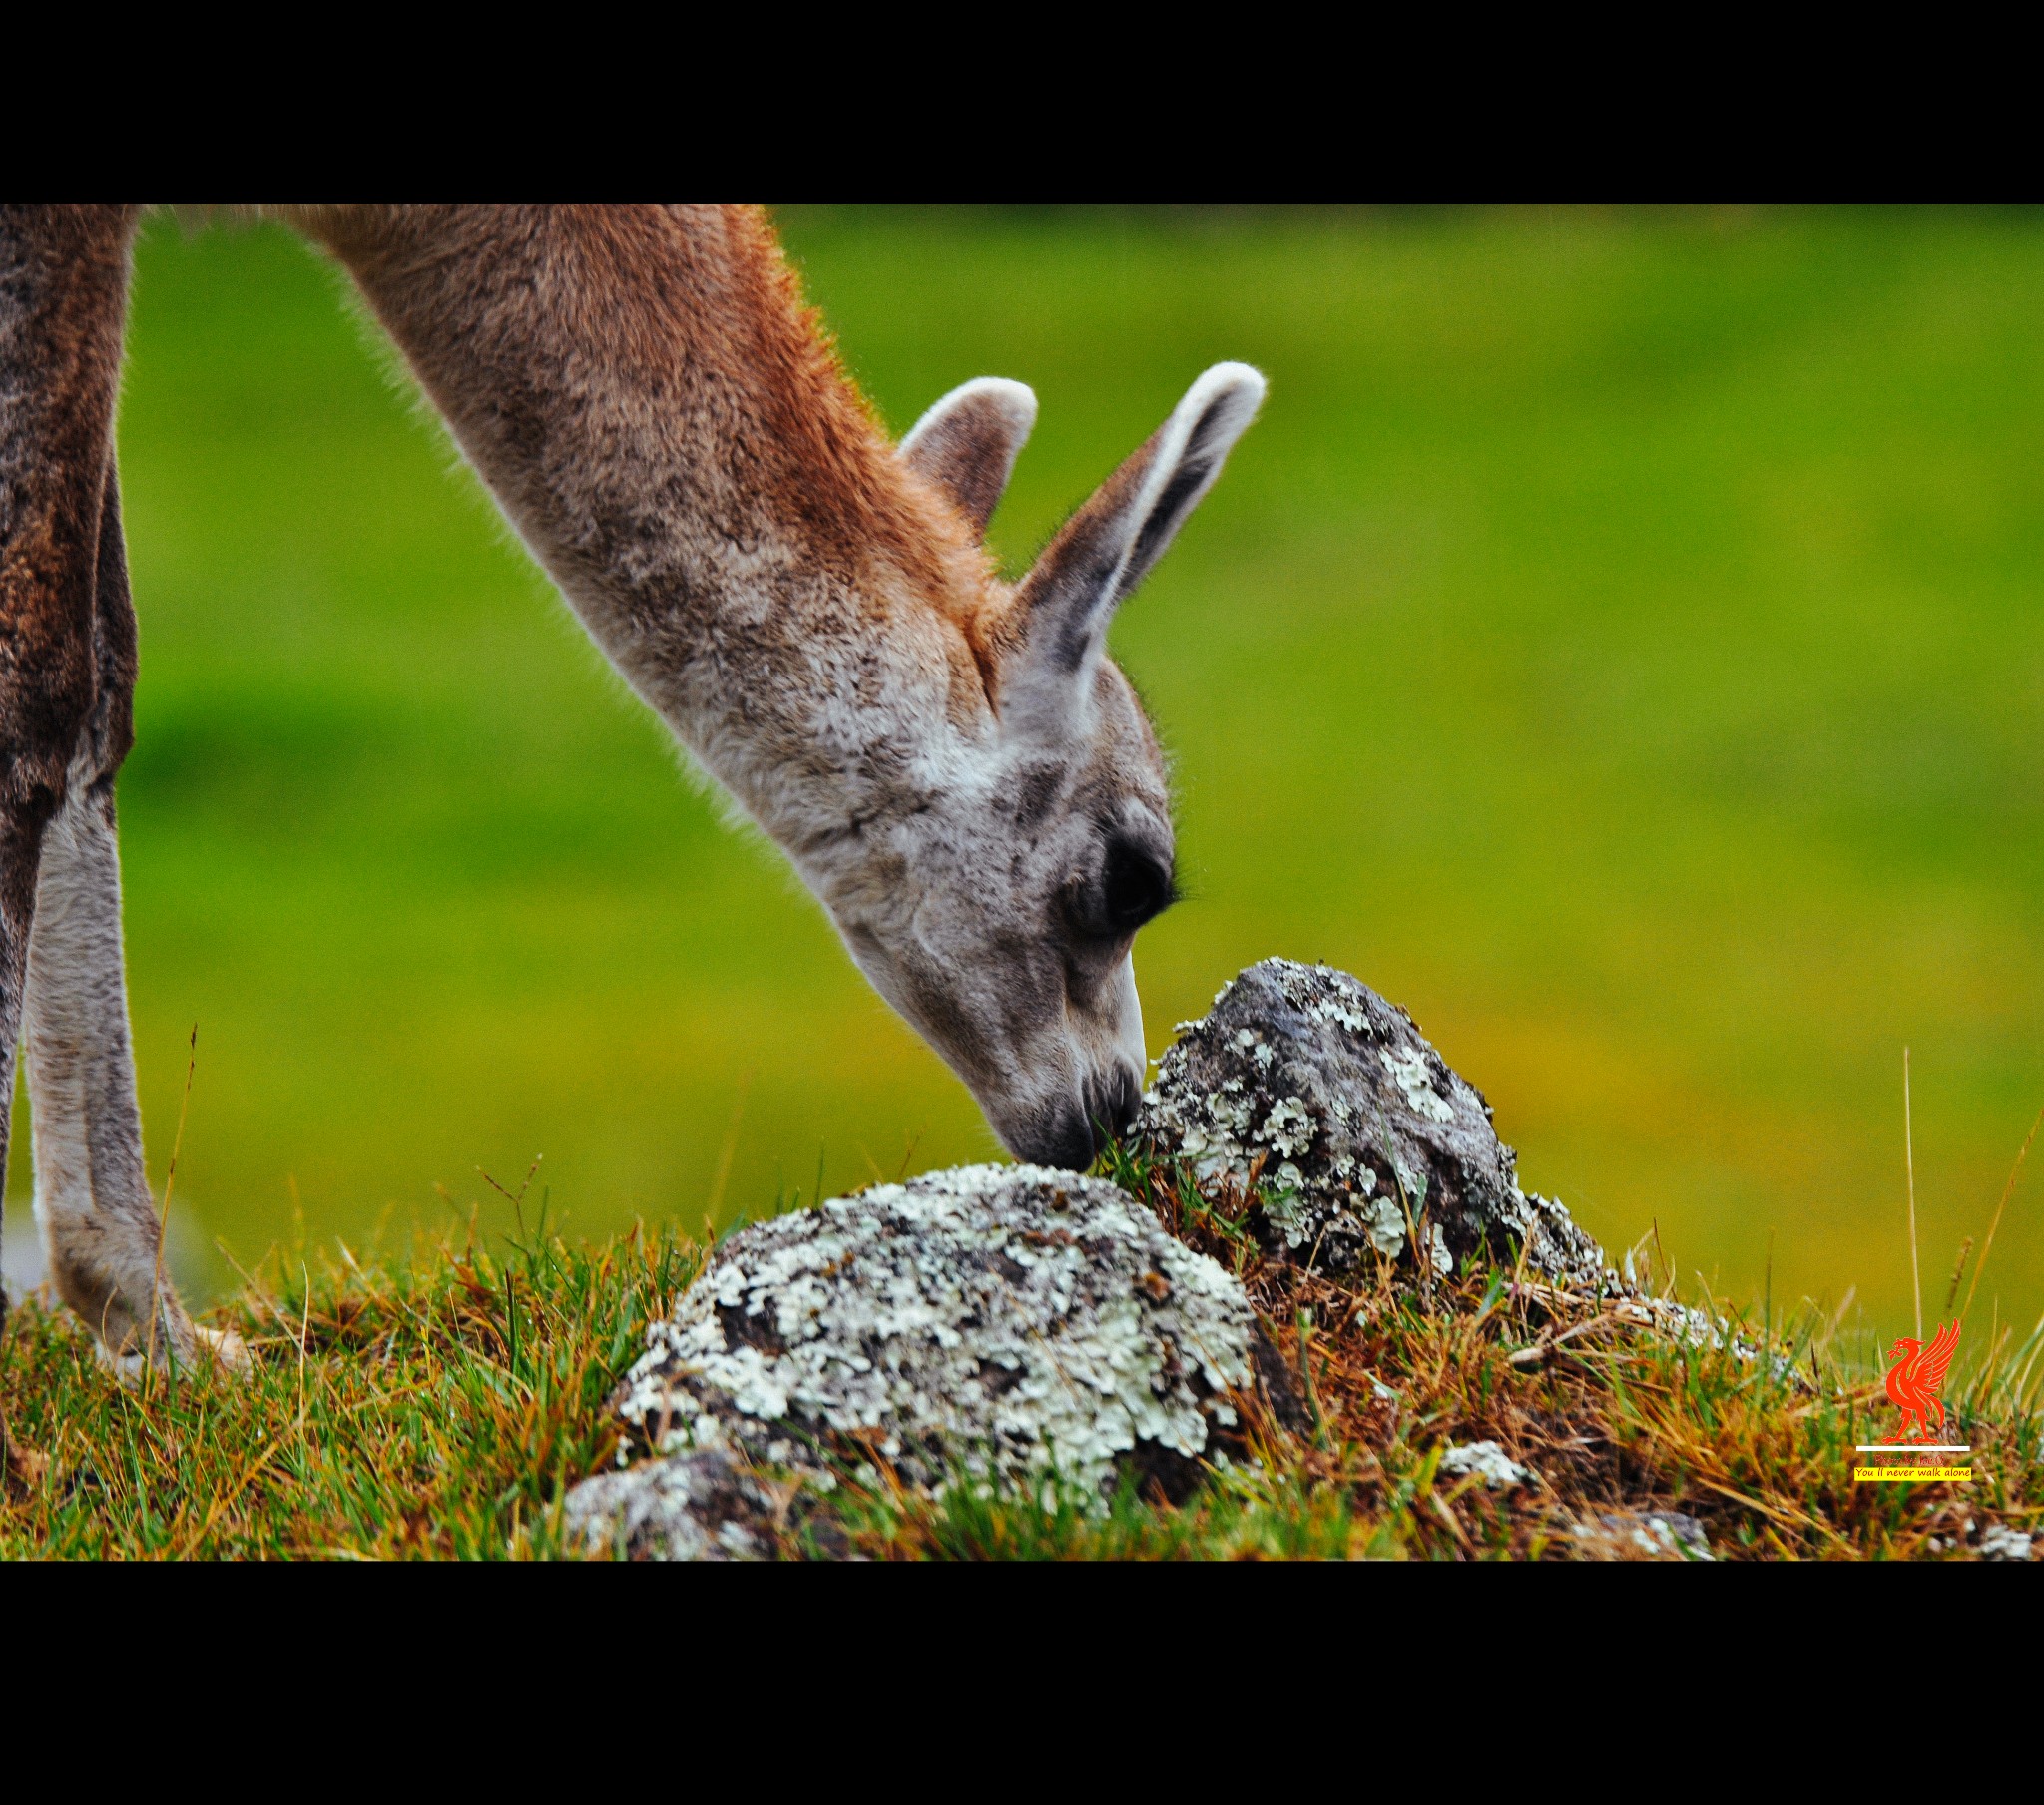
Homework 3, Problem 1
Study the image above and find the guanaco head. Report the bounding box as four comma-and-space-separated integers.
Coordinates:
829, 362, 1265, 1170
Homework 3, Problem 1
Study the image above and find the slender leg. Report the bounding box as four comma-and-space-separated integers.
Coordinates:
25, 770, 202, 1369
2, 207, 223, 1378
24, 464, 231, 1372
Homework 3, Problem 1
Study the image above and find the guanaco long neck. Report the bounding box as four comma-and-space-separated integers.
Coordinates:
293, 204, 993, 866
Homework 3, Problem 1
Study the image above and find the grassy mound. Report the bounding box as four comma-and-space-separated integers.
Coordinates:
4, 1153, 2038, 1559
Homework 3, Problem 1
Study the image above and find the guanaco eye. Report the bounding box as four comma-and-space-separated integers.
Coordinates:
1103, 840, 1176, 934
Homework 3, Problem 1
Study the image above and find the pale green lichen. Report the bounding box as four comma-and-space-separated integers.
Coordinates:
1426, 1222, 1452, 1276
1263, 1097, 1315, 1158
1383, 1046, 1456, 1125
1366, 1196, 1406, 1258
1265, 1175, 1310, 1249
1311, 993, 1370, 1035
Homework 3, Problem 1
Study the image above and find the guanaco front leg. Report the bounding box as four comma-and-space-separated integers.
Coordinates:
23, 771, 227, 1373
21, 467, 239, 1375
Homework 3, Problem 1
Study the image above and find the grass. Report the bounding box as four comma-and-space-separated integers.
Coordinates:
0, 1208, 700, 1559
6, 1147, 2035, 1559
9, 207, 2044, 1341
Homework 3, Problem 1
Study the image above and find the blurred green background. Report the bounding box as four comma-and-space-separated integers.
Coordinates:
7, 205, 2044, 1342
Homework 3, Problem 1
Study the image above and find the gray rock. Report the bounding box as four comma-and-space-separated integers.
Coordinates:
1130, 958, 1609, 1288
1440, 1440, 1538, 1491
563, 1448, 782, 1561
565, 1163, 1284, 1557
1977, 1524, 2033, 1562
1571, 1510, 1714, 1562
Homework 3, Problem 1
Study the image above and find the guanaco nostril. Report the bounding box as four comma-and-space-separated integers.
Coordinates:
1019, 1078, 1139, 1170
1114, 1069, 1140, 1134
1086, 1068, 1141, 1154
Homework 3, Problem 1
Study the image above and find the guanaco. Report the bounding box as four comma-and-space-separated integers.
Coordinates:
0, 206, 1263, 1370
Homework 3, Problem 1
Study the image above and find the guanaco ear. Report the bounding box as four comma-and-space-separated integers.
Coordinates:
900, 377, 1038, 538
998, 362, 1265, 739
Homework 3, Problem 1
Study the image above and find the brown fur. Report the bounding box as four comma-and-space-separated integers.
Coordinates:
299, 208, 981, 586
290, 207, 1003, 730
0, 210, 134, 836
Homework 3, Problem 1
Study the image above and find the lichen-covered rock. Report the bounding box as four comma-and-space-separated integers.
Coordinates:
565, 1164, 1280, 1556
1977, 1524, 2033, 1562
1570, 1510, 1714, 1562
1440, 1440, 1538, 1492
1130, 958, 1609, 1288
564, 1449, 783, 1561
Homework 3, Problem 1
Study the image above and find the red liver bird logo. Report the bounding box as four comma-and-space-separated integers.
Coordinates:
1884, 1319, 1962, 1442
